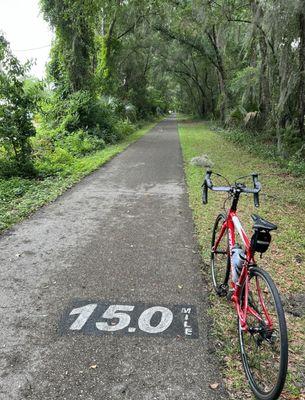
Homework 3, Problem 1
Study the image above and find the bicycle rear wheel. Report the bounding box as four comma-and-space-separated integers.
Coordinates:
238, 267, 288, 400
211, 213, 230, 296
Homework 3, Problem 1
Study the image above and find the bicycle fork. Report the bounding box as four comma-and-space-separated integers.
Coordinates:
232, 268, 274, 332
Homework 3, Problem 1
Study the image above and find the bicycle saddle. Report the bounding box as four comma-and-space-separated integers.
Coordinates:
251, 214, 277, 231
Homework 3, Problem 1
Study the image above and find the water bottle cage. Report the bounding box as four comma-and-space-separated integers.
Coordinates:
251, 229, 272, 254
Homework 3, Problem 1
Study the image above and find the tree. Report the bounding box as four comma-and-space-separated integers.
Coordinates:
38, 0, 305, 157
40, 0, 102, 94
0, 34, 40, 175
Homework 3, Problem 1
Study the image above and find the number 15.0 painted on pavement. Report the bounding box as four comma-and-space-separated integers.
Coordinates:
59, 301, 199, 339
70, 304, 173, 334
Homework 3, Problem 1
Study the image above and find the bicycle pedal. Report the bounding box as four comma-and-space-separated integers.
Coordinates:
217, 285, 228, 297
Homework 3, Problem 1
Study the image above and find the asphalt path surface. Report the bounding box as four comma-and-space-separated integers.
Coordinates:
0, 118, 226, 399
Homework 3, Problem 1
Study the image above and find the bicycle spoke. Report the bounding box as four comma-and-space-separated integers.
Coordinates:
211, 214, 230, 295
238, 268, 288, 399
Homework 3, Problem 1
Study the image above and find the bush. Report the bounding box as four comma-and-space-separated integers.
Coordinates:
35, 147, 75, 176
281, 126, 303, 156
114, 120, 135, 140
0, 35, 41, 176
56, 91, 124, 144
226, 106, 247, 126
0, 158, 36, 179
40, 90, 139, 146
60, 91, 92, 132
287, 158, 305, 175
124, 103, 137, 122
60, 130, 106, 156
87, 97, 118, 142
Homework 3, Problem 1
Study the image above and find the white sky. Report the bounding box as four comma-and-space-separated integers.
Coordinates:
0, 0, 54, 79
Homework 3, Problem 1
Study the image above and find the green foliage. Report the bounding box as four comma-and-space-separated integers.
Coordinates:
0, 158, 36, 179
215, 123, 305, 176
35, 147, 74, 176
0, 34, 41, 176
114, 120, 135, 139
38, 0, 171, 155
44, 90, 132, 145
153, 0, 305, 158
59, 91, 100, 133
40, 0, 101, 93
226, 106, 247, 126
60, 130, 106, 156
0, 178, 33, 203
230, 67, 259, 111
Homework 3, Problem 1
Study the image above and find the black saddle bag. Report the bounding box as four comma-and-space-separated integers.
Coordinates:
251, 229, 272, 254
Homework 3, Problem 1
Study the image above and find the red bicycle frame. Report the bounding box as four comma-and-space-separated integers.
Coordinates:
213, 208, 273, 332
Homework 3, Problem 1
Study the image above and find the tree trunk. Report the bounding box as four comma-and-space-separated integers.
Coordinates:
195, 81, 206, 117
199, 100, 206, 117
204, 71, 216, 116
276, 119, 282, 155
218, 73, 227, 122
298, 6, 305, 139
251, 0, 270, 121
258, 30, 271, 118
206, 26, 228, 123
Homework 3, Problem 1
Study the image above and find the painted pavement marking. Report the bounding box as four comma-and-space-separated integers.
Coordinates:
59, 300, 199, 339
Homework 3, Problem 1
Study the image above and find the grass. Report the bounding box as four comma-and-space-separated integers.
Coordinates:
210, 123, 305, 176
0, 121, 157, 232
178, 120, 305, 399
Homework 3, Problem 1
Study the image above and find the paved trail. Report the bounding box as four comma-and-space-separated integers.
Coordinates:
0, 119, 226, 399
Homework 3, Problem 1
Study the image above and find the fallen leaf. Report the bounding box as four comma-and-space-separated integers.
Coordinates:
209, 383, 219, 390
178, 285, 183, 289
89, 365, 97, 369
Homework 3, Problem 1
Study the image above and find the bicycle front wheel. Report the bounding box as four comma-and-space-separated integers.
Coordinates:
238, 267, 288, 400
211, 213, 230, 296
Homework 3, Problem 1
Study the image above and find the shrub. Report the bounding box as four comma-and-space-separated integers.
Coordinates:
40, 90, 139, 146
35, 147, 75, 176
60, 130, 106, 156
54, 91, 122, 144
226, 106, 247, 126
124, 103, 137, 122
87, 97, 117, 142
0, 158, 36, 179
0, 35, 41, 176
114, 120, 135, 140
281, 126, 303, 156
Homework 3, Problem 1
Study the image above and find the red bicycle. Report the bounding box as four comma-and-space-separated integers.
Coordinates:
202, 170, 288, 400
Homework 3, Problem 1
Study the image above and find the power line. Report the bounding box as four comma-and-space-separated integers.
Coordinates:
13, 44, 51, 52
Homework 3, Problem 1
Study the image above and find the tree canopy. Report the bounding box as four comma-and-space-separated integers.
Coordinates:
0, 0, 304, 175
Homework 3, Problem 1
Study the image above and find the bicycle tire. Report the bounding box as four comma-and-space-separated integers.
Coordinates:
238, 267, 288, 400
211, 213, 230, 296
